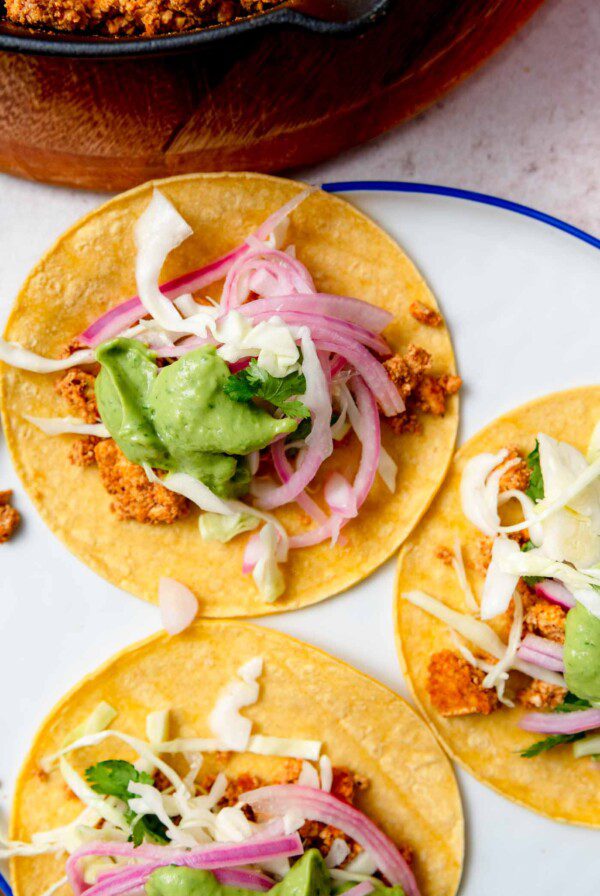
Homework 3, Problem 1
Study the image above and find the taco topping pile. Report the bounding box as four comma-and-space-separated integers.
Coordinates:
0, 657, 418, 896
403, 420, 600, 761
0, 188, 459, 603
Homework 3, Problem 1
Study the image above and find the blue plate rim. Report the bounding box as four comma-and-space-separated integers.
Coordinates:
322, 180, 600, 252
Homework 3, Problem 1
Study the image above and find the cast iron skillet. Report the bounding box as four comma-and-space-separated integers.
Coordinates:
0, 0, 389, 56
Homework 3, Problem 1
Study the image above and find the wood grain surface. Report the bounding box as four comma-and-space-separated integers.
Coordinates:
0, 0, 546, 191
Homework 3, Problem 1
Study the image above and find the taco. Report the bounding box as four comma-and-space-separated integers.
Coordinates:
2, 622, 463, 896
396, 386, 600, 825
0, 173, 459, 616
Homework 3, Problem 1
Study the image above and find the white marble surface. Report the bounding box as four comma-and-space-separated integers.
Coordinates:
302, 0, 600, 235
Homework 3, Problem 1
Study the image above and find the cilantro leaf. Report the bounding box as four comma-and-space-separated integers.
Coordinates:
525, 441, 544, 502
85, 760, 153, 800
554, 693, 593, 712
129, 812, 169, 847
520, 539, 542, 585
289, 417, 312, 442
224, 361, 310, 419
86, 760, 168, 846
520, 732, 584, 758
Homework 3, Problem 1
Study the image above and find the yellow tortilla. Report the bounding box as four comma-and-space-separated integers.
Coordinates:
395, 386, 600, 826
0, 173, 458, 616
10, 621, 463, 896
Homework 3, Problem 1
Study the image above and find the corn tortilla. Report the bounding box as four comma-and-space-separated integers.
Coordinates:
0, 173, 458, 617
395, 386, 600, 826
10, 621, 464, 896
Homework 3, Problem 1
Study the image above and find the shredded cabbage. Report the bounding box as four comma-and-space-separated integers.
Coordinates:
208, 657, 262, 750
24, 415, 110, 438
252, 523, 285, 602
63, 701, 117, 747
247, 735, 321, 761
325, 838, 350, 868
145, 466, 289, 558
480, 537, 521, 620
536, 433, 600, 568
217, 311, 299, 377
482, 591, 523, 690
402, 590, 565, 687
573, 733, 600, 758
0, 341, 95, 372
199, 512, 259, 543
297, 760, 320, 788
460, 450, 510, 536
451, 538, 478, 613
377, 445, 397, 494
59, 758, 130, 833
319, 755, 333, 792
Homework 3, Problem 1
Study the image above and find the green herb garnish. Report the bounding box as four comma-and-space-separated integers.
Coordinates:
525, 440, 544, 502
224, 361, 310, 419
520, 732, 584, 758
86, 760, 169, 846
554, 693, 592, 712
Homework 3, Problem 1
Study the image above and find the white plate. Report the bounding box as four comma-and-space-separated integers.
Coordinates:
1, 181, 599, 895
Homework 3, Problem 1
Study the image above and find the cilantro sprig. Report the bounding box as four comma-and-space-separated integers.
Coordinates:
525, 441, 544, 502
520, 694, 593, 758
520, 732, 584, 758
224, 361, 310, 419
86, 759, 168, 847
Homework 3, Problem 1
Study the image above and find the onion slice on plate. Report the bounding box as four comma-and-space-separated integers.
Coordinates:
158, 577, 198, 635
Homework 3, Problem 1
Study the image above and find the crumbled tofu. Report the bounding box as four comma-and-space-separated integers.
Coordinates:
0, 490, 20, 543
427, 649, 499, 716
517, 679, 567, 710
55, 367, 99, 423
409, 300, 443, 327
94, 439, 189, 524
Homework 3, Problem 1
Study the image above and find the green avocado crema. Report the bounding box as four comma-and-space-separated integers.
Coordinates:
95, 338, 297, 499
564, 602, 600, 704
145, 850, 405, 896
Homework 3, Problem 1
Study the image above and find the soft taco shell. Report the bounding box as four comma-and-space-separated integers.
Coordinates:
395, 386, 600, 826
10, 621, 463, 896
0, 173, 458, 617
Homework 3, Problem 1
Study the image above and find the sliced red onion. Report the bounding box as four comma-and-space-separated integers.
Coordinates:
79, 190, 312, 348
247, 310, 390, 357
329, 355, 347, 378
255, 331, 333, 510
520, 708, 600, 735
76, 833, 303, 896
271, 440, 328, 525
535, 579, 576, 609
288, 376, 380, 550
159, 577, 198, 635
240, 785, 419, 896
349, 378, 380, 509
517, 633, 564, 672
312, 336, 403, 417
221, 247, 315, 310
239, 295, 393, 333
324, 472, 358, 519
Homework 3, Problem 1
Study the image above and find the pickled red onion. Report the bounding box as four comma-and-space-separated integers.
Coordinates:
240, 785, 419, 896
79, 190, 312, 347
520, 708, 600, 735
239, 294, 393, 334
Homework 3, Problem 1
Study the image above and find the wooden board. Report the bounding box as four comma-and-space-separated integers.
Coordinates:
0, 0, 546, 191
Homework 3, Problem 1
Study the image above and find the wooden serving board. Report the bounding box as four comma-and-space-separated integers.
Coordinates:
0, 0, 546, 191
